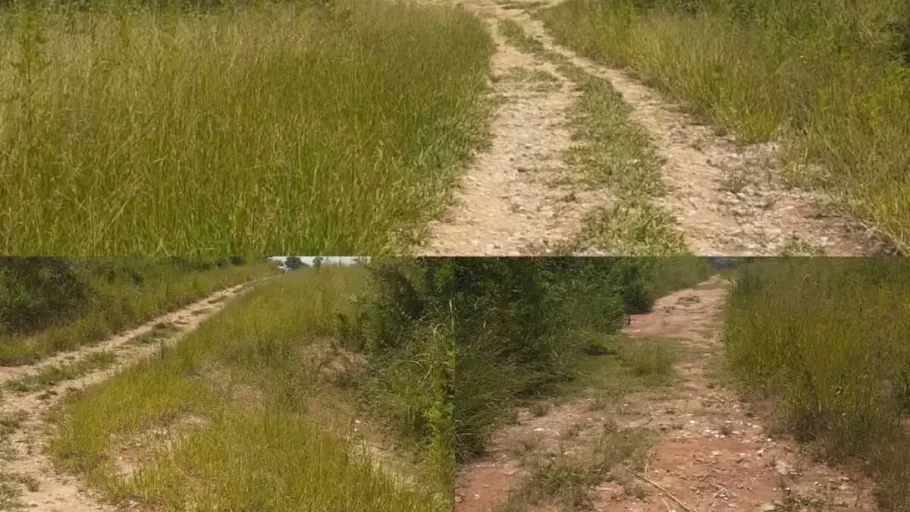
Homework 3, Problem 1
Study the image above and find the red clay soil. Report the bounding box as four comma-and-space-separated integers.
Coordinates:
454, 276, 877, 512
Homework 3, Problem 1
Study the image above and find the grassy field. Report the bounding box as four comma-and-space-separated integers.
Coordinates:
0, 0, 492, 255
0, 257, 274, 365
48, 265, 451, 511
540, 0, 910, 252
724, 259, 910, 511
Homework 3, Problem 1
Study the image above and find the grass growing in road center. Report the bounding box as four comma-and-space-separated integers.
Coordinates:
0, 0, 493, 255
495, 19, 684, 255
540, 0, 910, 252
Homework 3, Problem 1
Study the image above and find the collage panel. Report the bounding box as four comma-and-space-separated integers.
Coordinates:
452, 257, 910, 512
0, 0, 905, 256
1, 258, 909, 511
2, 0, 909, 511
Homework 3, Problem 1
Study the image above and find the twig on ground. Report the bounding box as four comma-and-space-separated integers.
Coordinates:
624, 467, 698, 512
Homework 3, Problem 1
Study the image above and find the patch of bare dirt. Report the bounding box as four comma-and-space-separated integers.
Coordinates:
0, 283, 255, 512
299, 342, 369, 387
112, 414, 211, 479
446, 0, 890, 256
454, 277, 878, 512
420, 14, 611, 256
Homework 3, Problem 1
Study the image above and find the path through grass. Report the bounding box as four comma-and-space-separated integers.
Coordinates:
0, 258, 273, 365
725, 259, 910, 510
47, 266, 450, 511
540, 0, 910, 252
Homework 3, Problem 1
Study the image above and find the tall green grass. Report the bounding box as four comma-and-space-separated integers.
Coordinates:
0, 257, 274, 365
49, 266, 450, 511
724, 259, 910, 511
0, 0, 492, 255
541, 0, 910, 252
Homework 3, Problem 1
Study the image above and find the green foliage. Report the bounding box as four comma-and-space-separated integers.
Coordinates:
0, 0, 493, 255
0, 257, 88, 336
341, 258, 712, 464
0, 257, 273, 364
541, 0, 910, 252
724, 259, 910, 510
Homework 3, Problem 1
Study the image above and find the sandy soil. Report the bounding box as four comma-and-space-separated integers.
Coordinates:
421, 12, 610, 256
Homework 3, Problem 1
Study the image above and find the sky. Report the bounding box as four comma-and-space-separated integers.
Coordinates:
267, 256, 367, 266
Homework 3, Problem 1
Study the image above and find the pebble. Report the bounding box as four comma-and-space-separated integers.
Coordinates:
775, 460, 793, 476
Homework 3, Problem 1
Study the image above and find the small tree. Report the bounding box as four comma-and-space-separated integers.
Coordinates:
313, 256, 324, 269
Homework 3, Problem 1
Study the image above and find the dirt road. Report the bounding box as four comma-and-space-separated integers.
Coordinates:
423, 0, 887, 256
0, 283, 254, 512
454, 276, 877, 511
422, 10, 610, 256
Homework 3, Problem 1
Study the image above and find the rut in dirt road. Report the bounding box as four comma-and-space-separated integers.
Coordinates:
0, 283, 254, 512
431, 0, 889, 256
420, 12, 611, 256
454, 276, 877, 512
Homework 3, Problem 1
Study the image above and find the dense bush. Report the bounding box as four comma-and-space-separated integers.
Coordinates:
0, 257, 88, 336
340, 258, 715, 463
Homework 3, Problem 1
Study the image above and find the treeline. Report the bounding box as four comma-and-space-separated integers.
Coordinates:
0, 257, 270, 364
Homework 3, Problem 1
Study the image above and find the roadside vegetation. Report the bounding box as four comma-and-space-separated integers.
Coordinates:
354, 257, 714, 465
724, 259, 910, 511
0, 257, 273, 365
425, 257, 713, 511
48, 265, 451, 511
496, 19, 683, 254
541, 0, 910, 252
0, 0, 492, 255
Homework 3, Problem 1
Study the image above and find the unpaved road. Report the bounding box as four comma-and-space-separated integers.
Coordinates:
423, 0, 888, 256
0, 283, 255, 512
422, 12, 610, 256
454, 276, 877, 511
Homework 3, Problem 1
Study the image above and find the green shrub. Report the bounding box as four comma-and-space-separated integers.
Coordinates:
342, 257, 710, 463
